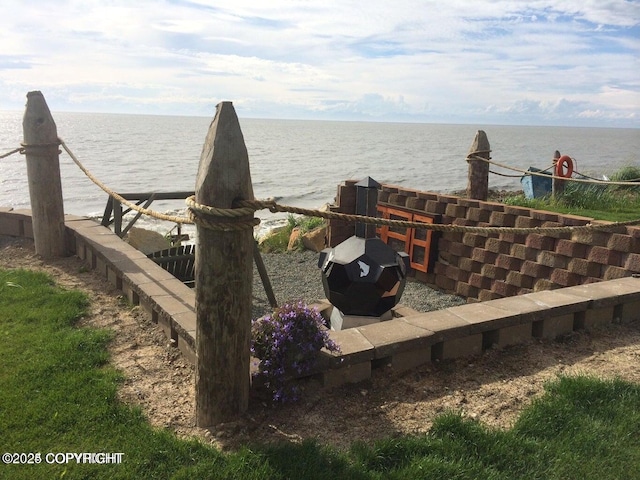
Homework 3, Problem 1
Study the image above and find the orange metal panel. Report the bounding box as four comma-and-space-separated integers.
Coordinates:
410, 214, 434, 272
376, 206, 436, 273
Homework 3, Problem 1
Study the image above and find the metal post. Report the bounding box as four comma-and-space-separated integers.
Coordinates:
355, 176, 381, 238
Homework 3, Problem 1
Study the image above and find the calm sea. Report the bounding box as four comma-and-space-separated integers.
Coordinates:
1, 111, 638, 238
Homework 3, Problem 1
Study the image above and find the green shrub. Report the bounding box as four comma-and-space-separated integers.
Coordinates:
558, 181, 616, 210
258, 215, 326, 253
257, 227, 291, 253
609, 165, 640, 183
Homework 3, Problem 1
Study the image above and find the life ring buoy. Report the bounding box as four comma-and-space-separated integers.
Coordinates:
555, 155, 574, 178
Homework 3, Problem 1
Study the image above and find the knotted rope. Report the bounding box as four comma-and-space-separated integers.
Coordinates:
185, 196, 259, 231
20, 142, 62, 156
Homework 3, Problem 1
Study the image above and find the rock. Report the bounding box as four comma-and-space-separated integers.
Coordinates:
125, 227, 171, 254
287, 227, 302, 251
301, 226, 327, 252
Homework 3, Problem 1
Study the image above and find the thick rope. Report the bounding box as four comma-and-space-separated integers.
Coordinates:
185, 196, 259, 231
185, 196, 256, 218
20, 142, 62, 156
57, 138, 639, 235
236, 198, 640, 235
62, 138, 258, 231
0, 147, 23, 159
470, 155, 640, 186
490, 163, 555, 178
59, 138, 192, 225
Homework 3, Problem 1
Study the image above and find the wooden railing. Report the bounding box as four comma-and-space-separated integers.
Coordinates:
101, 191, 193, 237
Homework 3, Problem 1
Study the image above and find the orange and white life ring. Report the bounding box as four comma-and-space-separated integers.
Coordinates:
555, 155, 574, 178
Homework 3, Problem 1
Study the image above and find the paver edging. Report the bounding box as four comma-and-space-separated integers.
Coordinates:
2, 209, 640, 390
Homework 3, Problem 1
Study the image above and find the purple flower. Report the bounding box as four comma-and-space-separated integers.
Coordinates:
251, 301, 340, 403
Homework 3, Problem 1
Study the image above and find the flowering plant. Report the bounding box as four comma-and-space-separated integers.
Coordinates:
251, 301, 340, 403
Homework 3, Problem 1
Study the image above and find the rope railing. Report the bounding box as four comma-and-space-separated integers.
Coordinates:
39, 141, 640, 234
490, 163, 556, 178
0, 147, 23, 159
232, 198, 640, 234
3, 141, 640, 235
468, 154, 640, 186
59, 139, 191, 225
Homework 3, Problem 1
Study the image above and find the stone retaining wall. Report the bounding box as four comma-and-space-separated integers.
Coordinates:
2, 207, 639, 390
327, 181, 640, 302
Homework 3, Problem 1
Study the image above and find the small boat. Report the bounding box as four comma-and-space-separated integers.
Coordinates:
520, 167, 552, 199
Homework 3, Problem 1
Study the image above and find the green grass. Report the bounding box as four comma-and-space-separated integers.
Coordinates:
1, 268, 639, 479
258, 214, 325, 253
609, 165, 640, 183
504, 165, 640, 222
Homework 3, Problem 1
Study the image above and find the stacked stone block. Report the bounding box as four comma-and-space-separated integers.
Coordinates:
2, 208, 640, 391
328, 182, 640, 302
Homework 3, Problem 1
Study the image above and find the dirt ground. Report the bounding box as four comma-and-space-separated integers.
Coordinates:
2, 235, 639, 452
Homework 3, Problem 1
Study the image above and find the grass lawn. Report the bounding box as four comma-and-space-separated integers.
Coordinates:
504, 165, 640, 222
1, 268, 639, 479
503, 193, 640, 222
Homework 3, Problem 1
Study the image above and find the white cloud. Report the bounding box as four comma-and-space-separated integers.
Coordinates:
0, 0, 638, 126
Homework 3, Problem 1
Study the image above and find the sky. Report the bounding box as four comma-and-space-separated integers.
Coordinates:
1, 0, 639, 127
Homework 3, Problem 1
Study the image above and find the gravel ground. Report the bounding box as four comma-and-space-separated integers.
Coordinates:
251, 250, 465, 319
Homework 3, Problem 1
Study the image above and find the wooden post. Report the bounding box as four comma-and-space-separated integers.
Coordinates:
253, 241, 278, 308
22, 91, 67, 258
194, 102, 254, 426
552, 150, 565, 198
466, 130, 491, 201
113, 199, 122, 236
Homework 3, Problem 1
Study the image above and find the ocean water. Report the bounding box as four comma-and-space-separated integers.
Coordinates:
1, 110, 638, 238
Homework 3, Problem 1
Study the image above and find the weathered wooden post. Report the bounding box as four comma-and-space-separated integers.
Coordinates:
22, 91, 67, 258
466, 130, 491, 201
552, 150, 565, 198
253, 242, 278, 308
194, 102, 254, 426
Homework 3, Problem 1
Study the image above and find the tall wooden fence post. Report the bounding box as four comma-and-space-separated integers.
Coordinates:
466, 130, 491, 201
194, 102, 254, 426
22, 91, 67, 258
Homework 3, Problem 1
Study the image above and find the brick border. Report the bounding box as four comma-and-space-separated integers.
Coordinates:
2, 208, 639, 389
329, 182, 640, 303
